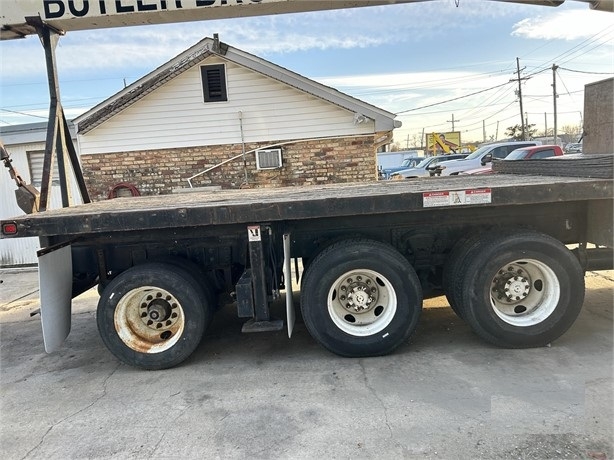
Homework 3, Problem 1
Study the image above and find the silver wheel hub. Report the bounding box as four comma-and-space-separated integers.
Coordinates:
139, 292, 180, 330
328, 269, 397, 337
489, 260, 560, 327
504, 276, 530, 301
492, 265, 531, 304
341, 277, 377, 312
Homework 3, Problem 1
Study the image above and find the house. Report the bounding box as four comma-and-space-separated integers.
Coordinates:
74, 35, 401, 199
0, 122, 81, 266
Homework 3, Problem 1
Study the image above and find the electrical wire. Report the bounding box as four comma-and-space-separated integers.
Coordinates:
558, 67, 614, 75
396, 80, 514, 114
0, 108, 47, 119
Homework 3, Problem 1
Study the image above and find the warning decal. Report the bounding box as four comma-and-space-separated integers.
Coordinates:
423, 188, 492, 208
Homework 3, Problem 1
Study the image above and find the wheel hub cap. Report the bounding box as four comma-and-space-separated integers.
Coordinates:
340, 277, 377, 312
504, 276, 530, 301
492, 265, 531, 304
139, 292, 180, 329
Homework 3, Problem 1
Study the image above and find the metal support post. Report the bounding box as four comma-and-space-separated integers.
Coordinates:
28, 19, 90, 211
242, 225, 283, 333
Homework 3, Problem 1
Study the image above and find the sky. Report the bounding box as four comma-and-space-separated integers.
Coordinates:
1, 0, 613, 148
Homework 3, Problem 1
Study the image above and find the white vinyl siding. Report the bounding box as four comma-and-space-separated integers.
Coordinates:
0, 141, 82, 266
78, 57, 375, 155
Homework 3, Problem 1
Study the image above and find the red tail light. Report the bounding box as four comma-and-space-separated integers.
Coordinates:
2, 222, 18, 235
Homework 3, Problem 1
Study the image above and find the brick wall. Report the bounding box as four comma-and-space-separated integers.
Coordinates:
80, 136, 377, 200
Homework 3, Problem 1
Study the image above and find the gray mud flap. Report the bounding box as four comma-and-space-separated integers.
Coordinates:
38, 244, 73, 352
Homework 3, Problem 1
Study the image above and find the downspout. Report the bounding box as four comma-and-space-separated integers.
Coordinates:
239, 111, 248, 186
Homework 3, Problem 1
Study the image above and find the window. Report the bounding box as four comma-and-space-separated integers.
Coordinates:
200, 64, 227, 102
491, 146, 509, 159
531, 149, 555, 159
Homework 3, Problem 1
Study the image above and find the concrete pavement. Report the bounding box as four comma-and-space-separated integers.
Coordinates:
1, 268, 612, 459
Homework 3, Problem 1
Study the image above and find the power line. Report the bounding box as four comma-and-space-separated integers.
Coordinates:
397, 99, 515, 117
0, 108, 47, 119
396, 81, 513, 115
552, 26, 614, 66
558, 67, 614, 75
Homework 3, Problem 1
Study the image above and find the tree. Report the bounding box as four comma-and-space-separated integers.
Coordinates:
559, 124, 582, 144
411, 134, 422, 149
540, 128, 553, 138
505, 123, 538, 141
389, 141, 402, 152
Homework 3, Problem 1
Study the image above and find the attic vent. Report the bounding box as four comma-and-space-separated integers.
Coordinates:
27, 150, 59, 186
201, 64, 227, 102
255, 149, 283, 170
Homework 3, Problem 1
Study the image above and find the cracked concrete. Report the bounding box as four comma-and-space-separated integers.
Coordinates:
0, 268, 612, 459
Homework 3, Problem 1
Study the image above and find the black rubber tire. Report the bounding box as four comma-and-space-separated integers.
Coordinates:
151, 256, 218, 317
96, 262, 210, 370
442, 232, 485, 318
97, 281, 108, 297
300, 239, 422, 357
459, 231, 585, 348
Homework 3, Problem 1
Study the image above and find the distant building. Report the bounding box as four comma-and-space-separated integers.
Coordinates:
0, 122, 81, 266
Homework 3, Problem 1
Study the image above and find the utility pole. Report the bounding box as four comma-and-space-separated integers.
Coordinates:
482, 120, 486, 143
552, 64, 559, 145
513, 57, 527, 141
544, 112, 548, 139
447, 114, 459, 132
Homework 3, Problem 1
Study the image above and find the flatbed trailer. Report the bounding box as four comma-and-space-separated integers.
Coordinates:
2, 0, 612, 370
2, 167, 613, 369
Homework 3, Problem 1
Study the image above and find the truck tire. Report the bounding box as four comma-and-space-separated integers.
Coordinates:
300, 239, 422, 357
459, 231, 585, 348
96, 262, 210, 370
442, 232, 485, 318
151, 256, 218, 317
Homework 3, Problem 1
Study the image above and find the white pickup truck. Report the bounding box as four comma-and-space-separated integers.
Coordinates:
433, 141, 541, 176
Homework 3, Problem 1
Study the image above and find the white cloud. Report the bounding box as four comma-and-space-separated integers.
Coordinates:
0, 0, 535, 78
1, 0, 608, 136
511, 9, 614, 41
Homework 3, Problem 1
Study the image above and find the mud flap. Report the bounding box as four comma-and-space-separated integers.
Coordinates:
38, 243, 72, 352
283, 233, 295, 338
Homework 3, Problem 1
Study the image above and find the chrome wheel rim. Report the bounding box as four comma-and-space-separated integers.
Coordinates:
327, 269, 397, 336
490, 259, 560, 327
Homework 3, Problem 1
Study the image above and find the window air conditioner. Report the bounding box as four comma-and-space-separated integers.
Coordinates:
255, 148, 283, 170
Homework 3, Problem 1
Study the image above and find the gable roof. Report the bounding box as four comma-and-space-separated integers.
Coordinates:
74, 35, 401, 134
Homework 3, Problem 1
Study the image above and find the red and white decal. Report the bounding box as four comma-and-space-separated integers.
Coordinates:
423, 188, 492, 208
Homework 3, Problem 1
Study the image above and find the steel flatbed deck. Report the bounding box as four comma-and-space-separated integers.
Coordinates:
3, 174, 612, 239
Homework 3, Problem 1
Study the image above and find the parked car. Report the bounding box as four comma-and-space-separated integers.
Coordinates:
379, 156, 423, 179
564, 142, 582, 154
459, 145, 564, 175
505, 144, 564, 160
389, 154, 468, 179
432, 141, 542, 176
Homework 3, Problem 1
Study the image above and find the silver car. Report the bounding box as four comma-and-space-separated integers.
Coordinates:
390, 154, 468, 179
